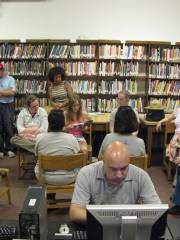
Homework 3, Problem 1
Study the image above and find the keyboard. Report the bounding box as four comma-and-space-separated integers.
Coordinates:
0, 225, 18, 239
73, 230, 87, 240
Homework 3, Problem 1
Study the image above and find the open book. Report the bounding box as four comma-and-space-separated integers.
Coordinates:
71, 120, 93, 128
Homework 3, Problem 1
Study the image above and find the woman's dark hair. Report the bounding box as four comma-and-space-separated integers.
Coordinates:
26, 95, 39, 107
48, 109, 65, 132
66, 93, 82, 122
114, 106, 138, 134
48, 66, 66, 82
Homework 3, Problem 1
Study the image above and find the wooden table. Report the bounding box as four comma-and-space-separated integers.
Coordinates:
88, 113, 110, 134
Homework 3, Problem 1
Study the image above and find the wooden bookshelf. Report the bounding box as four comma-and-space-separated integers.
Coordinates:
0, 39, 49, 109
1, 39, 179, 112
148, 41, 180, 113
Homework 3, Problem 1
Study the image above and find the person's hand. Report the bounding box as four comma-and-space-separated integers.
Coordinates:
175, 157, 180, 165
65, 124, 74, 130
156, 121, 162, 131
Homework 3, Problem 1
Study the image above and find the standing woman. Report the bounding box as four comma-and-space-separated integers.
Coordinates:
48, 66, 73, 111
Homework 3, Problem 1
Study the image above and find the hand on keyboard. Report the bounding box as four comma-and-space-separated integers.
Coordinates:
0, 225, 18, 239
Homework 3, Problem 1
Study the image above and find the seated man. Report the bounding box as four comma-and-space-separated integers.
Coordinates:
35, 109, 80, 185
11, 95, 48, 153
109, 90, 139, 133
70, 141, 161, 224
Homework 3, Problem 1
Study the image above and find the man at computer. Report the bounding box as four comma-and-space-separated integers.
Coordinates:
69, 141, 161, 223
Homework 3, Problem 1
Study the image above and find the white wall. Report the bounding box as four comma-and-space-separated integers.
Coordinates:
0, 0, 180, 42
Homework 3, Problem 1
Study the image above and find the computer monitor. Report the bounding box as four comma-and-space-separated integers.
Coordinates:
87, 204, 168, 240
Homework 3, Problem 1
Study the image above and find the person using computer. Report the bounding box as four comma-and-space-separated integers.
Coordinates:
69, 141, 161, 224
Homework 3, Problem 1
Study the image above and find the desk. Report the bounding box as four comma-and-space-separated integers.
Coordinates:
141, 115, 172, 167
0, 215, 179, 240
140, 119, 164, 167
88, 113, 110, 134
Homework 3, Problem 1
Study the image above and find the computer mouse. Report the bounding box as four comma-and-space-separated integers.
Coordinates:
59, 224, 70, 234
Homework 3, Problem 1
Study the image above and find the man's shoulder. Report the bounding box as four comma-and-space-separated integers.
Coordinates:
110, 108, 118, 120
128, 164, 147, 178
38, 107, 48, 115
79, 161, 103, 176
19, 108, 27, 115
3, 75, 15, 81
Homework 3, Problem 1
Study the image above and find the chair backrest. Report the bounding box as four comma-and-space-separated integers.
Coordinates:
83, 121, 93, 145
38, 153, 86, 183
130, 155, 148, 171
163, 122, 176, 146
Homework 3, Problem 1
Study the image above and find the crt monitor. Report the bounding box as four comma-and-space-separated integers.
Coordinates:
87, 204, 168, 240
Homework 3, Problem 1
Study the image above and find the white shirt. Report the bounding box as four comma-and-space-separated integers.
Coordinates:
17, 107, 48, 134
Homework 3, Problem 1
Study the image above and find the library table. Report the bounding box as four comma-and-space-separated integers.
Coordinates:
88, 113, 110, 134
141, 114, 172, 167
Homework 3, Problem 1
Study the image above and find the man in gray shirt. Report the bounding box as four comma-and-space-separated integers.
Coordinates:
70, 141, 161, 223
109, 90, 139, 133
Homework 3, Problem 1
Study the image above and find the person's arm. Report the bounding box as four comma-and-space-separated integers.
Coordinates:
69, 203, 86, 224
69, 166, 91, 223
65, 81, 73, 98
109, 120, 114, 133
0, 88, 15, 97
38, 109, 48, 133
109, 110, 116, 133
156, 113, 175, 131
139, 171, 161, 204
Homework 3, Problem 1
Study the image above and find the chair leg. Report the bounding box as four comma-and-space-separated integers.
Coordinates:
5, 174, 11, 204
167, 162, 172, 181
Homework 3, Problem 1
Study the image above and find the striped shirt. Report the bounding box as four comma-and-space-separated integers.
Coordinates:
51, 82, 68, 104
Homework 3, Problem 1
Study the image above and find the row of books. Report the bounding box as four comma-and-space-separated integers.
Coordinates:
149, 47, 180, 62
16, 79, 47, 94
99, 62, 146, 76
149, 63, 180, 79
14, 97, 48, 109
50, 62, 97, 76
98, 98, 143, 113
70, 80, 97, 94
96, 45, 146, 60
81, 98, 96, 112
98, 79, 138, 94
149, 98, 180, 113
99, 45, 121, 59
121, 45, 146, 60
148, 80, 180, 95
0, 43, 47, 59
49, 44, 146, 60
49, 45, 96, 59
4, 61, 46, 76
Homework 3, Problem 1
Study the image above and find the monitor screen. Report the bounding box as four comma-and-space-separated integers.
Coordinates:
87, 204, 168, 240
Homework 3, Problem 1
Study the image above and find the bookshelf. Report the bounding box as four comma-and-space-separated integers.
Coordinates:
0, 40, 48, 109
48, 39, 98, 112
148, 41, 180, 113
98, 40, 148, 112
0, 39, 179, 113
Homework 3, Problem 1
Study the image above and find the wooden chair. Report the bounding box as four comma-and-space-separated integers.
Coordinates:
130, 154, 148, 171
0, 168, 11, 204
83, 121, 93, 163
162, 122, 176, 180
17, 148, 36, 179
38, 153, 86, 209
98, 154, 148, 171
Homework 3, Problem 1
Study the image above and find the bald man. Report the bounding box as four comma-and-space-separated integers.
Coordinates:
69, 142, 161, 224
